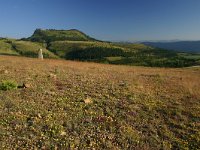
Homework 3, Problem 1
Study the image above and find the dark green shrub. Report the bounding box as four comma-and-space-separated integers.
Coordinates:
0, 80, 18, 91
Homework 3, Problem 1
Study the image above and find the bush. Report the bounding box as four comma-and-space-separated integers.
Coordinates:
0, 80, 18, 91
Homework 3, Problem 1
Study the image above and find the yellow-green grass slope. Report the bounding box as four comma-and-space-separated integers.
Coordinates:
0, 38, 58, 59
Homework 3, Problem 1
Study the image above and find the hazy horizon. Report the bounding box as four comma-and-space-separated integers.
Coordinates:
1, 0, 200, 41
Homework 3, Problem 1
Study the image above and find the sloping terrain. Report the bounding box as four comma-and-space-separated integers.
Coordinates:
0, 56, 199, 149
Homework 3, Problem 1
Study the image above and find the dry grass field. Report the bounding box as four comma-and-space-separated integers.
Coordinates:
0, 56, 199, 149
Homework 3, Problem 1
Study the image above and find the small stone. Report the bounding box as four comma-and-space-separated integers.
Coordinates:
60, 131, 67, 136
45, 91, 56, 96
4, 70, 8, 74
23, 83, 31, 88
37, 113, 42, 118
48, 73, 57, 79
119, 82, 126, 86
84, 97, 93, 104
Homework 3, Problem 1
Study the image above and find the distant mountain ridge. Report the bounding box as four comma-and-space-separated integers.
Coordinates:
143, 41, 200, 53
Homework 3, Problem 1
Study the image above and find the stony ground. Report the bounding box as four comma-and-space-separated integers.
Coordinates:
0, 56, 199, 149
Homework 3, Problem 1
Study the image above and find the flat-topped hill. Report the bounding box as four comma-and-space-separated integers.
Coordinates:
27, 29, 97, 43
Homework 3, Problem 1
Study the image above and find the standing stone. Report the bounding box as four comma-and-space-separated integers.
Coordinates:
38, 49, 43, 60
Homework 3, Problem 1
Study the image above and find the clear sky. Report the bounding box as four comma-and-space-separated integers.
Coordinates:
0, 0, 200, 41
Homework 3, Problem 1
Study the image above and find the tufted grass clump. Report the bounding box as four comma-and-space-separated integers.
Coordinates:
0, 80, 18, 91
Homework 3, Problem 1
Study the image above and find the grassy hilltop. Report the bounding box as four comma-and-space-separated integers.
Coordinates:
0, 56, 199, 149
1, 29, 200, 67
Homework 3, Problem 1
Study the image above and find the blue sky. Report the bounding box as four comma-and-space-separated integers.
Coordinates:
0, 0, 200, 41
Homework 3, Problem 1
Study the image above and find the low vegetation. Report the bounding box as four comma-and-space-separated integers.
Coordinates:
0, 56, 199, 149
0, 80, 18, 91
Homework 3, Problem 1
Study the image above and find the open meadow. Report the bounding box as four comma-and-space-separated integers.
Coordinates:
0, 56, 200, 149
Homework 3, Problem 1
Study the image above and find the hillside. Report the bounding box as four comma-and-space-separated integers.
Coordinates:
143, 41, 200, 53
48, 41, 125, 60
0, 56, 199, 149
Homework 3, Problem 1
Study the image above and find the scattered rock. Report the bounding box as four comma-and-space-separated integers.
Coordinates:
4, 70, 8, 74
119, 82, 126, 86
37, 113, 42, 119
48, 73, 57, 79
84, 97, 93, 104
26, 77, 32, 80
45, 91, 56, 96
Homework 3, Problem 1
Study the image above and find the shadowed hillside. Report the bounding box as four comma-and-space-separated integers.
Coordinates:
48, 41, 125, 60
